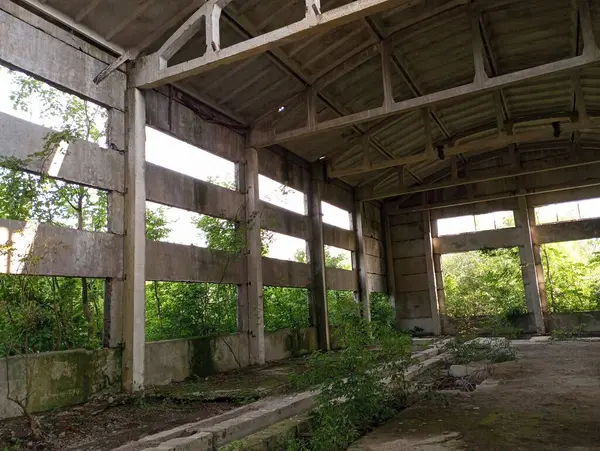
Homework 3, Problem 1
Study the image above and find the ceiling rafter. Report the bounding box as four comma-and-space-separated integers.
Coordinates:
219, 6, 403, 175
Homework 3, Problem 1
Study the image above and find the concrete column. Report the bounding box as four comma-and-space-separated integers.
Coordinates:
528, 211, 549, 314
123, 86, 146, 392
104, 190, 124, 348
104, 108, 125, 349
244, 147, 265, 365
308, 162, 330, 350
353, 197, 371, 322
381, 203, 397, 309
235, 161, 249, 333
423, 210, 441, 335
431, 219, 446, 316
515, 196, 546, 334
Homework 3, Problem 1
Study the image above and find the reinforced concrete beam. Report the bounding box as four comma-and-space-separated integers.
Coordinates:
250, 54, 600, 148
358, 144, 600, 201
333, 116, 598, 180
132, 0, 423, 88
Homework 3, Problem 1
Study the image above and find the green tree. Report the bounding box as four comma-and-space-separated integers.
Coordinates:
0, 71, 109, 355
442, 248, 527, 318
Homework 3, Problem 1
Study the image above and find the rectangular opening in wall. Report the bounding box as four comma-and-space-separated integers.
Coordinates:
535, 198, 600, 225
263, 287, 309, 332
541, 239, 600, 313
259, 175, 306, 215
327, 290, 359, 326
0, 169, 108, 232
146, 202, 243, 251
324, 245, 352, 270
437, 211, 515, 236
145, 281, 237, 341
0, 275, 105, 356
263, 231, 307, 262
441, 248, 527, 332
0, 65, 107, 147
322, 201, 351, 230
146, 126, 236, 189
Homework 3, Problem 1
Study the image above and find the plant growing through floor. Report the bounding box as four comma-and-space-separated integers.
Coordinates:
444, 337, 516, 365
550, 322, 588, 340
288, 317, 413, 450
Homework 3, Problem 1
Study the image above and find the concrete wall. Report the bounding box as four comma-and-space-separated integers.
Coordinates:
388, 212, 436, 333
0, 349, 121, 420
0, 328, 319, 419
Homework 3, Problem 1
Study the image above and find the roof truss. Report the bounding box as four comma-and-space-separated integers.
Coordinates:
131, 0, 423, 88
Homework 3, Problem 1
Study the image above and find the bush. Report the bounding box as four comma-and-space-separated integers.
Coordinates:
291, 320, 412, 450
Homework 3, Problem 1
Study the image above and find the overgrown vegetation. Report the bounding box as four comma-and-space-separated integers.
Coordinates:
443, 241, 600, 331
444, 337, 516, 365
0, 69, 393, 357
289, 316, 413, 450
443, 248, 527, 319
542, 240, 600, 312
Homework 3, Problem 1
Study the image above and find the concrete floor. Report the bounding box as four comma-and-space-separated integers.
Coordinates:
350, 341, 600, 451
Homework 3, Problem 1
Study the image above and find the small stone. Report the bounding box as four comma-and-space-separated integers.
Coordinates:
473, 407, 480, 410
530, 336, 551, 342
449, 363, 488, 378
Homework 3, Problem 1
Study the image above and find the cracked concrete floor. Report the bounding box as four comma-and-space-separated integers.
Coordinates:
350, 341, 600, 451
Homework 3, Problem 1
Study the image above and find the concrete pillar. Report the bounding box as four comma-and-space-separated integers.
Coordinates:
353, 197, 371, 322
104, 190, 124, 348
423, 210, 441, 335
244, 147, 265, 365
515, 196, 546, 334
381, 204, 397, 309
431, 219, 446, 316
122, 86, 146, 392
104, 109, 125, 348
529, 212, 549, 314
235, 161, 249, 333
308, 162, 330, 350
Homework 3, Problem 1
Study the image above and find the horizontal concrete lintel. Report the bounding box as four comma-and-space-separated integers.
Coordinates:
145, 89, 244, 164
0, 112, 124, 192
534, 217, 600, 245
433, 227, 523, 254
262, 257, 310, 288
261, 204, 310, 241
0, 7, 125, 110
145, 240, 244, 284
323, 223, 356, 251
146, 163, 243, 221
0, 219, 123, 278
326, 267, 358, 291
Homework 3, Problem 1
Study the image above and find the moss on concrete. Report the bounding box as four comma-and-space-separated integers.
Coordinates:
221, 415, 310, 450
191, 337, 217, 377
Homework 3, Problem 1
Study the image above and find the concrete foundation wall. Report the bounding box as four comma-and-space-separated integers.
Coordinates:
0, 349, 121, 420
0, 328, 318, 419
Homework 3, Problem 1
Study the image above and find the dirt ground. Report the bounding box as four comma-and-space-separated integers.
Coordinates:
0, 357, 310, 451
351, 341, 600, 451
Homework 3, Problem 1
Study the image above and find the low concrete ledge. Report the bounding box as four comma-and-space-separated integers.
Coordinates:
119, 346, 445, 451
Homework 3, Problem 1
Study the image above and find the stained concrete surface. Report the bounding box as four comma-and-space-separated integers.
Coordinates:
350, 341, 600, 451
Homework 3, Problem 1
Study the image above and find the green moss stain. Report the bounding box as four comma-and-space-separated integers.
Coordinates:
191, 338, 216, 377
